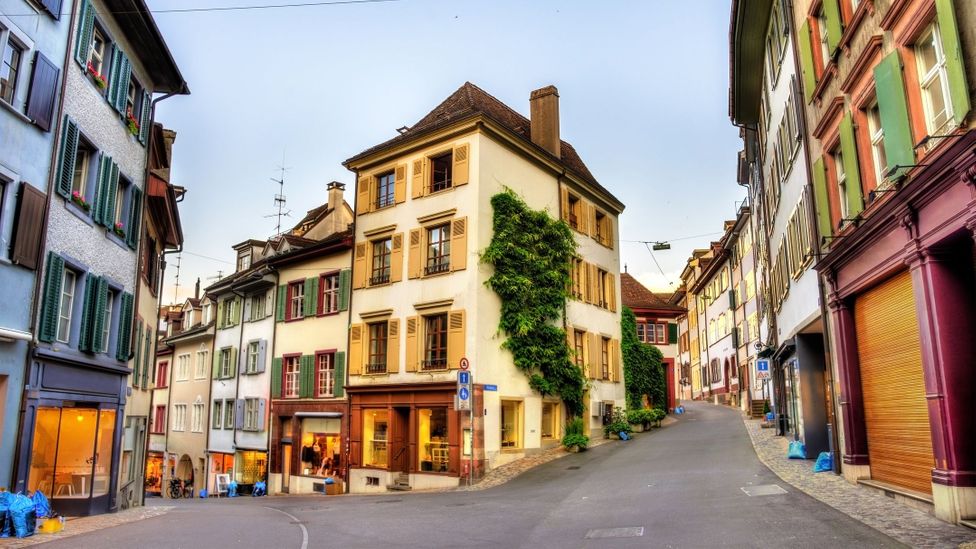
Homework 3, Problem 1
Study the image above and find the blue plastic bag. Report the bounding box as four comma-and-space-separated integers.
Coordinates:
787, 440, 807, 459
619, 431, 630, 441
324, 477, 335, 485
251, 481, 266, 497
199, 489, 208, 498
765, 412, 775, 422
31, 491, 50, 518
0, 491, 11, 538
9, 493, 36, 538
675, 406, 684, 415
813, 451, 833, 472
228, 480, 237, 497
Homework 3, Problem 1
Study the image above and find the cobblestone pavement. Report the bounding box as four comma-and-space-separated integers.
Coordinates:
742, 413, 976, 549
0, 505, 171, 548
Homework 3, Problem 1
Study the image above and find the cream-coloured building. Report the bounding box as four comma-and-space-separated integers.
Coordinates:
342, 83, 625, 493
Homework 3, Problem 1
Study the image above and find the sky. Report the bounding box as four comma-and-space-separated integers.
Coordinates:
147, 0, 746, 304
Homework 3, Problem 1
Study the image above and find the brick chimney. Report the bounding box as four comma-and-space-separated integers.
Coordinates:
327, 181, 345, 211
529, 85, 560, 158
327, 181, 347, 235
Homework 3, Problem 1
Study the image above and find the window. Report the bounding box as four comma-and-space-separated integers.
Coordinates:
248, 293, 265, 321
425, 224, 451, 275
112, 177, 129, 229
245, 341, 260, 374
316, 353, 334, 397
320, 273, 339, 314
156, 361, 168, 388
0, 37, 23, 104
541, 402, 557, 440
212, 400, 223, 429
816, 11, 831, 69
375, 171, 395, 209
56, 270, 77, 343
601, 337, 610, 380
195, 350, 208, 379
370, 238, 392, 285
567, 194, 581, 230
192, 403, 204, 433
284, 356, 300, 398
88, 26, 106, 76
152, 405, 166, 434
833, 149, 848, 219
172, 404, 186, 432
367, 322, 388, 374
915, 23, 953, 133
417, 408, 448, 472
636, 322, 646, 342
223, 399, 234, 429
243, 398, 259, 431
866, 103, 887, 185
143, 234, 159, 291
218, 348, 233, 379
597, 269, 609, 308
176, 353, 190, 381
594, 210, 611, 246
237, 253, 251, 272
500, 400, 521, 449
300, 418, 342, 477
126, 78, 141, 121
423, 314, 448, 370
430, 152, 453, 192
363, 410, 389, 467
573, 330, 585, 373
288, 281, 304, 320
570, 258, 583, 299
222, 298, 236, 326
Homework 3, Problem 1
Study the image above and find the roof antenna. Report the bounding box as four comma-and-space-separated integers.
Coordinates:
264, 151, 292, 237
624, 263, 628, 274
171, 253, 182, 303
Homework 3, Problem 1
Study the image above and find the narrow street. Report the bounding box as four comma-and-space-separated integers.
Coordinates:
40, 403, 900, 549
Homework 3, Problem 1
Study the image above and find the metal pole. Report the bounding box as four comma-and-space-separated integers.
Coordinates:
469, 383, 474, 487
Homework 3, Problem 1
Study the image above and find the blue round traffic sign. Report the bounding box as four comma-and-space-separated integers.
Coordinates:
459, 387, 470, 400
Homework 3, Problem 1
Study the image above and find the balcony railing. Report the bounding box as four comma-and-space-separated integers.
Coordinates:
366, 362, 387, 374
424, 260, 450, 276
421, 357, 448, 371
369, 273, 390, 286
429, 179, 452, 193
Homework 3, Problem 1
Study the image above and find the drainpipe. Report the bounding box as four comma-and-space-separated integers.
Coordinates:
343, 171, 361, 493
266, 265, 280, 491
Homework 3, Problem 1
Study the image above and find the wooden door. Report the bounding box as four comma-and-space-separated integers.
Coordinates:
391, 408, 410, 472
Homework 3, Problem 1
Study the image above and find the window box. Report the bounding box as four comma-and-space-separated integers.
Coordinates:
125, 109, 140, 136
86, 61, 107, 89
70, 191, 91, 212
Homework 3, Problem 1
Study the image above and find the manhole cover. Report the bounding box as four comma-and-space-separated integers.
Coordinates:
566, 466, 581, 470
585, 527, 644, 539
374, 499, 403, 504
741, 484, 787, 496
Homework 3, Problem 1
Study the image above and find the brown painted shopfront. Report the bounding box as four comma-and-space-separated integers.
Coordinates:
270, 401, 348, 494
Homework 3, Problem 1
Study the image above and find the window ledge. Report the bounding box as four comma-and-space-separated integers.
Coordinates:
316, 311, 341, 318
811, 64, 837, 104
64, 199, 95, 225
0, 99, 32, 125
106, 230, 129, 250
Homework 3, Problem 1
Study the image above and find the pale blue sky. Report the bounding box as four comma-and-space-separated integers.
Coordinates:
149, 0, 745, 302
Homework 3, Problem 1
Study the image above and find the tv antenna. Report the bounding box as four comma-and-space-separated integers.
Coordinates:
208, 270, 224, 282
265, 153, 292, 237
171, 253, 182, 303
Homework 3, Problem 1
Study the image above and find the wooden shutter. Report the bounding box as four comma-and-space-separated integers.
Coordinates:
822, 0, 842, 56
257, 399, 267, 431
873, 52, 916, 179
559, 187, 569, 222
89, 276, 108, 353
74, 0, 94, 65
838, 113, 864, 217
271, 357, 283, 398
142, 326, 151, 387
353, 243, 367, 289
299, 355, 314, 398
103, 160, 119, 227
132, 321, 143, 386
812, 157, 833, 239
453, 144, 469, 186
78, 275, 95, 350
565, 327, 575, 368
356, 174, 371, 215
348, 324, 363, 376
216, 299, 225, 329
107, 49, 123, 110
126, 186, 143, 249
394, 164, 407, 204
111, 52, 131, 114
303, 277, 318, 317
235, 400, 245, 430
333, 352, 345, 397
275, 285, 287, 321
257, 340, 267, 373
581, 330, 590, 378
405, 316, 419, 372
26, 52, 59, 132
387, 318, 400, 373
411, 159, 425, 199
390, 233, 404, 283
607, 273, 616, 312
408, 228, 422, 279
447, 310, 465, 370
855, 271, 934, 494
55, 115, 78, 197
338, 269, 351, 311
450, 217, 467, 271
115, 292, 133, 361
38, 252, 65, 342
10, 183, 46, 269
93, 155, 111, 226
585, 203, 595, 237
935, 0, 970, 125
668, 323, 677, 344
588, 263, 599, 305
138, 91, 151, 145
797, 20, 817, 102
38, 0, 63, 18
587, 333, 599, 380
604, 215, 614, 249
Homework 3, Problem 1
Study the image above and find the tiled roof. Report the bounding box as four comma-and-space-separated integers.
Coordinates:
620, 273, 685, 313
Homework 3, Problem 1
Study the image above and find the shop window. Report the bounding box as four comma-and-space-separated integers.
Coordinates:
283, 356, 300, 398
315, 352, 334, 397
422, 313, 447, 370
500, 400, 521, 449
429, 151, 453, 193
27, 407, 116, 499
417, 408, 448, 473
366, 321, 388, 374
425, 223, 451, 275
300, 418, 341, 477
370, 237, 392, 285
541, 402, 558, 440
363, 410, 389, 467
235, 451, 266, 485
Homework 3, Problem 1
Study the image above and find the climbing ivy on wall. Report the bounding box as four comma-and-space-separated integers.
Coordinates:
621, 306, 666, 410
482, 190, 586, 417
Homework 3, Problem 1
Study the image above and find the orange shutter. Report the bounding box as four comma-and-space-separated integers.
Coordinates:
581, 330, 590, 378
608, 273, 617, 312
353, 242, 367, 289
605, 215, 614, 249
348, 324, 363, 376
613, 339, 622, 382
356, 174, 371, 215
587, 333, 599, 380
390, 233, 404, 283
405, 316, 419, 372
408, 228, 422, 279
447, 310, 465, 369
450, 217, 467, 271
453, 144, 469, 186
387, 318, 400, 373
577, 200, 589, 235
560, 187, 569, 222
411, 158, 425, 199
394, 164, 407, 204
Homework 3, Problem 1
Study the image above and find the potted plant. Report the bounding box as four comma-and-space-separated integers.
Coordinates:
70, 191, 91, 212
562, 417, 589, 452
603, 409, 632, 439
627, 409, 654, 432
126, 109, 140, 136
113, 222, 126, 239
86, 62, 107, 89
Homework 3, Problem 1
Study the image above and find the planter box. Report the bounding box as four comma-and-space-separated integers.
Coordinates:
630, 423, 645, 432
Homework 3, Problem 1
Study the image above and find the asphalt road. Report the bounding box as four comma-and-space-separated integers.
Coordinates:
39, 402, 902, 548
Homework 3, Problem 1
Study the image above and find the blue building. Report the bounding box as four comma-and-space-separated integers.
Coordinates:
0, 0, 72, 492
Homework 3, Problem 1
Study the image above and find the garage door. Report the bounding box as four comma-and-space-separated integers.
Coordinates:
854, 270, 934, 494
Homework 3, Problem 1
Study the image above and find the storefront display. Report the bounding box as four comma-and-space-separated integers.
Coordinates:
145, 452, 164, 495
235, 451, 267, 485
417, 408, 447, 473
299, 418, 341, 477
363, 410, 388, 467
27, 407, 116, 501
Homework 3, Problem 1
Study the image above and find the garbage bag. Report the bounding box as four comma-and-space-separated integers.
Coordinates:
251, 482, 266, 497
813, 451, 833, 473
228, 480, 238, 497
32, 491, 50, 518
765, 412, 775, 422
619, 431, 630, 441
324, 477, 335, 485
10, 493, 36, 538
38, 517, 63, 534
0, 491, 11, 538
787, 440, 807, 460
199, 489, 208, 498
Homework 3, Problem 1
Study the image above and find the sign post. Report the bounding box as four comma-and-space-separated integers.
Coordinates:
457, 357, 473, 487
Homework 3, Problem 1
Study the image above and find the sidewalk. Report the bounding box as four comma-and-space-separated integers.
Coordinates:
465, 437, 614, 491
742, 415, 976, 549
0, 505, 171, 548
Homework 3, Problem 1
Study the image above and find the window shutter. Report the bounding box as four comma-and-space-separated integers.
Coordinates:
588, 263, 599, 305
257, 340, 267, 373
275, 285, 286, 321
873, 51, 916, 179
106, 48, 123, 109
668, 323, 678, 345
353, 243, 367, 289
838, 113, 864, 217
77, 274, 95, 350
257, 399, 267, 432
126, 186, 142, 249
390, 233, 404, 283
581, 330, 591, 379
334, 352, 345, 398
449, 217, 467, 272
116, 292, 133, 361
565, 327, 575, 365
235, 399, 244, 430
216, 299, 225, 329
935, 0, 970, 126
315, 278, 324, 316
387, 318, 400, 373
559, 187, 569, 222
303, 277, 318, 317
73, 0, 94, 66
271, 357, 282, 398
39, 0, 63, 19
238, 343, 247, 374
405, 316, 418, 372
105, 161, 119, 226
822, 0, 842, 56
408, 229, 422, 279
338, 269, 351, 311
26, 52, 59, 132
55, 115, 79, 197
10, 183, 47, 269
447, 310, 465, 370
133, 321, 143, 387
453, 144, 469, 186
394, 163, 407, 204
38, 252, 65, 342
299, 355, 314, 398
607, 273, 616, 312
233, 297, 242, 325
411, 159, 425, 199
139, 91, 152, 144
348, 324, 363, 376
587, 333, 599, 380
89, 276, 108, 353
213, 351, 220, 379
94, 155, 116, 226
604, 215, 614, 249
231, 347, 239, 377
356, 174, 371, 215
797, 20, 817, 102
111, 52, 131, 114
812, 157, 833, 239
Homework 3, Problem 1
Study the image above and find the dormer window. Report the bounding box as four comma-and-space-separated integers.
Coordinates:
182, 312, 191, 331
237, 253, 251, 272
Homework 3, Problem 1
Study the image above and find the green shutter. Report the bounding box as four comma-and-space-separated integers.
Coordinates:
106, 48, 122, 108
334, 352, 345, 398
299, 355, 314, 398
89, 277, 108, 353
838, 113, 865, 217
94, 155, 115, 226
338, 269, 351, 312
116, 292, 133, 361
142, 326, 151, 387
56, 116, 79, 198
935, 0, 970, 125
133, 321, 143, 386
38, 252, 65, 343
111, 52, 131, 114
668, 323, 677, 345
303, 277, 317, 318
126, 186, 142, 249
275, 285, 287, 322
230, 347, 238, 377
271, 357, 283, 398
104, 162, 119, 227
798, 20, 818, 102
812, 157, 834, 240
873, 51, 916, 180
77, 274, 96, 351
138, 91, 151, 145
235, 297, 243, 325
216, 299, 225, 329
73, 0, 94, 66
823, 0, 843, 56
213, 350, 221, 379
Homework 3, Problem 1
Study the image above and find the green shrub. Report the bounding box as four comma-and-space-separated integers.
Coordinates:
626, 409, 655, 425
603, 408, 632, 438
565, 417, 585, 436
562, 433, 590, 450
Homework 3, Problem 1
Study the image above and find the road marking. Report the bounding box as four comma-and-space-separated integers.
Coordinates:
265, 506, 308, 549
585, 527, 645, 539
740, 484, 788, 496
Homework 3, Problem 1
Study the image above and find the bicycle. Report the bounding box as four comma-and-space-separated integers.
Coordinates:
168, 478, 193, 499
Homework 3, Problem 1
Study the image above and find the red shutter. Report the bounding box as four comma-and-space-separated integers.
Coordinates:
10, 182, 47, 269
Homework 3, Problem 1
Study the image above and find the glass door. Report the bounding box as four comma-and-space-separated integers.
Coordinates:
281, 444, 291, 493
